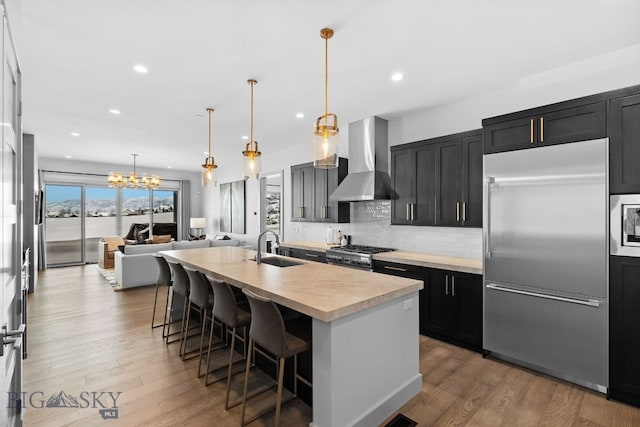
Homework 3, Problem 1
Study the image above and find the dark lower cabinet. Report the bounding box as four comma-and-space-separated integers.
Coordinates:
374, 260, 483, 351
423, 269, 483, 350
278, 247, 326, 263
610, 256, 640, 407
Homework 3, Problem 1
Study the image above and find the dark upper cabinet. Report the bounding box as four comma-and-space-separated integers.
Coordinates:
434, 139, 461, 226
610, 255, 640, 407
610, 93, 640, 194
390, 148, 413, 225
291, 158, 348, 223
391, 129, 481, 227
291, 164, 314, 221
461, 132, 483, 227
483, 101, 606, 154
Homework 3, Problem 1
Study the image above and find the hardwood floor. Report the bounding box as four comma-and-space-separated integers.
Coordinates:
25, 266, 640, 426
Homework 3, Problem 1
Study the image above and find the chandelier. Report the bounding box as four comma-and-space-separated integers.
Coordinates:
108, 154, 161, 189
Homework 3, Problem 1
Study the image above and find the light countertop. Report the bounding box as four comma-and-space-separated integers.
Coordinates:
279, 240, 483, 275
159, 246, 422, 322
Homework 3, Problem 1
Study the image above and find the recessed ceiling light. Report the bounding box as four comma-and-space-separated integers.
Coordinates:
109, 109, 121, 115
70, 132, 80, 137
65, 155, 72, 159
203, 151, 209, 155
241, 136, 249, 140
296, 112, 304, 119
133, 64, 148, 74
167, 165, 172, 169
391, 72, 404, 82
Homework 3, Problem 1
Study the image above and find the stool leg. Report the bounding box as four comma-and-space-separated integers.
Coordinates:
162, 286, 171, 338
224, 327, 237, 410
181, 301, 192, 360
275, 356, 285, 427
197, 308, 208, 377
240, 338, 254, 427
151, 282, 160, 328
204, 316, 217, 385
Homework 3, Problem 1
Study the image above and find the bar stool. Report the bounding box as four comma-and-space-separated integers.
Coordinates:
165, 261, 190, 350
241, 289, 310, 427
183, 267, 215, 371
206, 277, 251, 408
151, 254, 172, 334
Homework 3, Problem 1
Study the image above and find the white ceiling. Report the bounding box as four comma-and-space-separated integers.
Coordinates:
19, 0, 640, 173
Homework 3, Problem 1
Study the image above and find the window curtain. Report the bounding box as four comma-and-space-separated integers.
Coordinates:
179, 180, 191, 240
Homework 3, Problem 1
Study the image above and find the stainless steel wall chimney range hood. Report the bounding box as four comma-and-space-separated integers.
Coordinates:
329, 116, 394, 202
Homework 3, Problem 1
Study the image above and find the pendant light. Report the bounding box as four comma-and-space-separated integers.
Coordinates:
202, 107, 218, 187
242, 79, 261, 180
313, 27, 339, 169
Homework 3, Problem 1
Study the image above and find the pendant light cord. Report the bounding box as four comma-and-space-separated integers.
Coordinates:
208, 109, 213, 162
324, 34, 328, 119
250, 81, 254, 143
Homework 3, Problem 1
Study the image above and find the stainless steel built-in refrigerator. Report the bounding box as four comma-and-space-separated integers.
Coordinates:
483, 138, 608, 392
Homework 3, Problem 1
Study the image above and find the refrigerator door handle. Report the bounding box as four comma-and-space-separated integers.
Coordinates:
485, 177, 495, 259
486, 283, 601, 307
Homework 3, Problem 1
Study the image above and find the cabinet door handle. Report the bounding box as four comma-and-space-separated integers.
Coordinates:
384, 265, 407, 272
324, 206, 329, 219
411, 203, 415, 221
445, 275, 449, 296
462, 202, 466, 222
540, 117, 544, 142
406, 204, 410, 221
530, 119, 534, 143
452, 276, 456, 297
304, 253, 319, 258
456, 202, 460, 222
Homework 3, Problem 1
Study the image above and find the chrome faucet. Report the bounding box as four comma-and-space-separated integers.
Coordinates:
256, 230, 280, 264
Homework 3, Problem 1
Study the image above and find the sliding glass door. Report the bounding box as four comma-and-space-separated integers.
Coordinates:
85, 186, 117, 263
45, 184, 83, 265
43, 179, 182, 267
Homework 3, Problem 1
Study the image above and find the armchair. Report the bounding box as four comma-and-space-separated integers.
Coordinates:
98, 236, 125, 269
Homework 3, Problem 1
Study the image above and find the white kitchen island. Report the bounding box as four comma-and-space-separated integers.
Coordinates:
160, 246, 423, 427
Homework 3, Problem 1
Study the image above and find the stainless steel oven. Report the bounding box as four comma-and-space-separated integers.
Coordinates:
611, 194, 640, 256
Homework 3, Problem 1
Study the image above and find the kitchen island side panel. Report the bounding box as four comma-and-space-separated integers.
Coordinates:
311, 291, 422, 427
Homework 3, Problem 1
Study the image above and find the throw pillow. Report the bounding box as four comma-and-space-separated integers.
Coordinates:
149, 235, 172, 244
214, 234, 231, 240
188, 234, 206, 241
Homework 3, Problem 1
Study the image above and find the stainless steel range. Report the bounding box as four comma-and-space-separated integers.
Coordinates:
326, 244, 396, 271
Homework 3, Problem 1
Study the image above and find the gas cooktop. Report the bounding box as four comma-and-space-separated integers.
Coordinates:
328, 244, 396, 254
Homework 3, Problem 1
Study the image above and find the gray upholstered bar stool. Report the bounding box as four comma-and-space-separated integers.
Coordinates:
183, 267, 215, 372
241, 289, 310, 427
206, 276, 251, 407
151, 254, 172, 333
165, 261, 190, 351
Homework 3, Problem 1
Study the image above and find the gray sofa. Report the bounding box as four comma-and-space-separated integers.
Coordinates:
114, 238, 244, 289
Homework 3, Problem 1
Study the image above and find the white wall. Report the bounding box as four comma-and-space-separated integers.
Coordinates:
202, 63, 640, 259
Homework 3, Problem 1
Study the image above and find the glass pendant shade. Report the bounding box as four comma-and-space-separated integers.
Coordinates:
242, 141, 261, 180
202, 107, 218, 187
313, 113, 339, 169
242, 79, 262, 180
202, 160, 217, 187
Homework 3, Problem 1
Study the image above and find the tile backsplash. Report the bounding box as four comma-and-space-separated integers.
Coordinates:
286, 200, 482, 259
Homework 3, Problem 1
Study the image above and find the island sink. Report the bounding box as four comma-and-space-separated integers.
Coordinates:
250, 256, 302, 268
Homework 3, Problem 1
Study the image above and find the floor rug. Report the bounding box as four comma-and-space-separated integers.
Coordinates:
384, 413, 418, 427
95, 265, 122, 291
